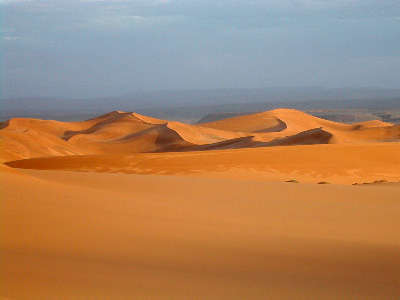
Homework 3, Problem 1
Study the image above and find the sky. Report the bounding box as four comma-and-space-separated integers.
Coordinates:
1, 0, 400, 98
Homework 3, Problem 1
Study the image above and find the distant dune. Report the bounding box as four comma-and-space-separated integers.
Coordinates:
2, 108, 400, 184
1, 109, 399, 163
196, 111, 254, 123
199, 108, 399, 144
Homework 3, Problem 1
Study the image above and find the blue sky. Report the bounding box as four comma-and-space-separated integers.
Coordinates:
1, 0, 399, 98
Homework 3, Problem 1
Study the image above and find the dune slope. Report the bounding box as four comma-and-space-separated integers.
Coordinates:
1, 168, 400, 299
1, 109, 399, 162
0, 111, 245, 160
199, 108, 399, 145
6, 142, 400, 184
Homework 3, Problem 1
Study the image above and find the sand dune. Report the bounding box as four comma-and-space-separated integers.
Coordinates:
63, 112, 155, 141
186, 127, 333, 151
166, 121, 244, 144
2, 108, 400, 299
1, 167, 399, 299
199, 111, 286, 132
6, 142, 400, 184
0, 118, 83, 162
0, 110, 243, 160
350, 119, 393, 128
200, 109, 345, 134
1, 109, 399, 162
262, 127, 333, 146
201, 108, 399, 145
2, 109, 399, 184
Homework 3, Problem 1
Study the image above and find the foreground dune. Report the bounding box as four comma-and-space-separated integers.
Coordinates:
1, 167, 400, 299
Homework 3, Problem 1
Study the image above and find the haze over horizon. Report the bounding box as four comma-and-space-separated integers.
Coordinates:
1, 0, 400, 99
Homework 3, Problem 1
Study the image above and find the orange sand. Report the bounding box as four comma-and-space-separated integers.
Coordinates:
6, 142, 400, 184
1, 109, 400, 299
1, 109, 399, 162
1, 168, 400, 299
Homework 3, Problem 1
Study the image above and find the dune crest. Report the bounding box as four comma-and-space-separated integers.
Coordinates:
1, 108, 399, 164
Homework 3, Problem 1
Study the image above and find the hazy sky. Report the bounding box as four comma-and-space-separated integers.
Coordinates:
1, 0, 399, 98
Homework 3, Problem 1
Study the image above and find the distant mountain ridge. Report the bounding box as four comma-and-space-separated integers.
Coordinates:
2, 87, 400, 122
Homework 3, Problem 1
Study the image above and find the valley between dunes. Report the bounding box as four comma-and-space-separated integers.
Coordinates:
1, 108, 400, 299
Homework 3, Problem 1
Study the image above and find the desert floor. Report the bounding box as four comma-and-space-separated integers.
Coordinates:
1, 162, 400, 299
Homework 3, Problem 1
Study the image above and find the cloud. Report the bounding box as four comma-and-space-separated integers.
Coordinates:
2, 36, 20, 40
85, 14, 182, 30
2, 0, 400, 98
79, 0, 170, 5
0, 0, 33, 3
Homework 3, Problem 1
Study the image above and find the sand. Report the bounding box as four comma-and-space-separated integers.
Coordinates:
1, 168, 400, 299
1, 109, 400, 299
1, 109, 399, 162
6, 142, 400, 184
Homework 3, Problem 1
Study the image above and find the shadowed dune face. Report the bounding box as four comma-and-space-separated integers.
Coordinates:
186, 127, 333, 151
262, 127, 333, 146
62, 113, 153, 141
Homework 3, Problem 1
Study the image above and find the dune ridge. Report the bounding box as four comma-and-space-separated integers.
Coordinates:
1, 108, 399, 184
1, 108, 399, 163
